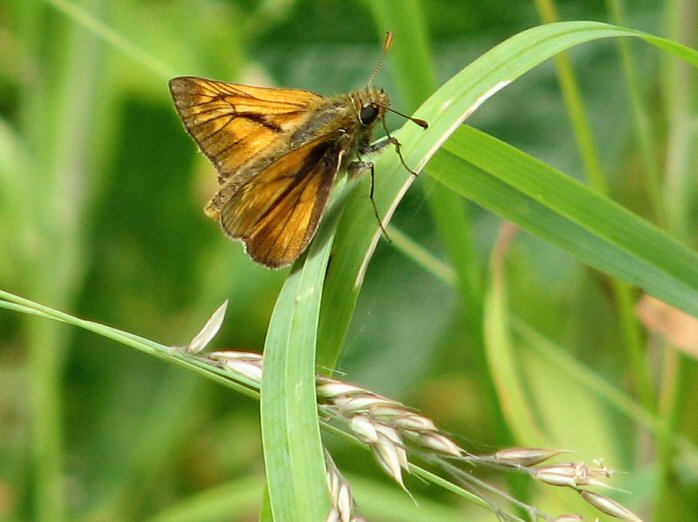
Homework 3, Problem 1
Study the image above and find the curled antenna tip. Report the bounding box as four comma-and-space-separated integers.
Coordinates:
411, 117, 429, 129
384, 31, 394, 51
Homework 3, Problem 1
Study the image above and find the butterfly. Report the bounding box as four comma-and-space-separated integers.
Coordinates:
169, 33, 426, 268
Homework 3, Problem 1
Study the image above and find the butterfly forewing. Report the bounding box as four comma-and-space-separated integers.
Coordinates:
169, 77, 323, 181
219, 134, 344, 268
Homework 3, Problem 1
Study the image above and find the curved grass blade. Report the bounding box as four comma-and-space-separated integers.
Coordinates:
260, 183, 354, 522
319, 21, 698, 367
430, 125, 698, 316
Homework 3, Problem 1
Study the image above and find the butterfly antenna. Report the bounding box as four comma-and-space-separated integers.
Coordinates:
368, 31, 394, 86
368, 32, 429, 129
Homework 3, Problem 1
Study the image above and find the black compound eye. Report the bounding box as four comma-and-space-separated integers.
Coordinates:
359, 103, 379, 125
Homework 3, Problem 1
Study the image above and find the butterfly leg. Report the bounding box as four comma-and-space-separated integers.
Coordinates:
371, 120, 421, 177
347, 159, 391, 243
359, 136, 392, 155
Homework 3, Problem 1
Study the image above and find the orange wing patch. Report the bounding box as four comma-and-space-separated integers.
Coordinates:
169, 77, 323, 181
220, 134, 345, 268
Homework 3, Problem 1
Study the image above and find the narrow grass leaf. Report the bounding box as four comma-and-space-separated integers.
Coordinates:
260, 184, 354, 522
320, 21, 698, 365
429, 126, 698, 316
484, 235, 548, 444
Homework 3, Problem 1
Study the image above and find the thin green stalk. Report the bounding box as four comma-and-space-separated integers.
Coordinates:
36, 1, 254, 517
614, 283, 655, 411
385, 224, 456, 286
6, 284, 698, 499
17, 0, 110, 518
605, 0, 663, 412
656, 1, 697, 518
27, 321, 66, 522
367, 0, 497, 434
486, 226, 549, 445
15, 5, 63, 517
661, 0, 697, 239
535, 0, 654, 417
0, 296, 263, 402
366, 0, 485, 319
607, 0, 667, 229
655, 346, 689, 522
534, 0, 607, 194
43, 0, 175, 80
516, 319, 698, 468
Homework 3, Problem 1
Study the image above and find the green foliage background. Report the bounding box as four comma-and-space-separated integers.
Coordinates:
1, 0, 697, 521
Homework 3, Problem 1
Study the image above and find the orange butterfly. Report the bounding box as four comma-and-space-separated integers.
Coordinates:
169, 33, 426, 268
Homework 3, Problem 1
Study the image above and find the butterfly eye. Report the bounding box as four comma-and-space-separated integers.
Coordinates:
359, 103, 380, 125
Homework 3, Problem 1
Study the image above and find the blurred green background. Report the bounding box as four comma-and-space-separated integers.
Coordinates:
2, 0, 697, 521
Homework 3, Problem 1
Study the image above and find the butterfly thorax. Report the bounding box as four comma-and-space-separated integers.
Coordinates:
288, 86, 390, 167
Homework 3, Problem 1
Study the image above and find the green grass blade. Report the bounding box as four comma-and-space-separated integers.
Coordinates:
370, 0, 487, 335
513, 318, 698, 460
43, 0, 175, 79
429, 125, 698, 315
320, 21, 698, 365
261, 266, 329, 521
260, 185, 354, 522
145, 477, 264, 522
484, 234, 548, 444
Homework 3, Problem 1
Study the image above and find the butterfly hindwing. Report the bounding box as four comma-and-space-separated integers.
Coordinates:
219, 133, 345, 268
